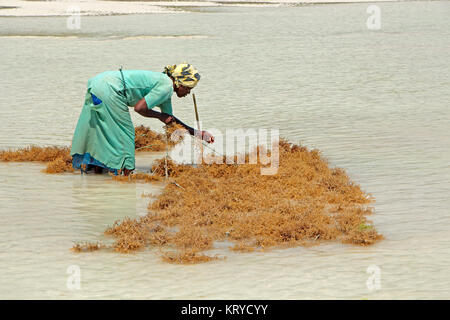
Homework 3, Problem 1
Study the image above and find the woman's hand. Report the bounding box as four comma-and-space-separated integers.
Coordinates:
202, 131, 215, 143
162, 114, 173, 124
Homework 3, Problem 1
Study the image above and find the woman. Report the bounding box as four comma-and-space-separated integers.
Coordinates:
70, 63, 214, 175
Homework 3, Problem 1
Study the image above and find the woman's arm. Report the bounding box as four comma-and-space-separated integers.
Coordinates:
163, 114, 214, 143
134, 98, 170, 122
134, 98, 214, 143
162, 114, 195, 136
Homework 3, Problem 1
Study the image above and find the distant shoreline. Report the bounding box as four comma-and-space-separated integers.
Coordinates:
0, 0, 426, 17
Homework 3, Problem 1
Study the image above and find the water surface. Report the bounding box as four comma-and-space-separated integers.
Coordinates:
0, 2, 449, 299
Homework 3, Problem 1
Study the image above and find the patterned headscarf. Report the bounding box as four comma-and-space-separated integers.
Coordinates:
163, 63, 201, 88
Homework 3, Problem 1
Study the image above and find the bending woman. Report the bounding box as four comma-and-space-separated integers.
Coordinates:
70, 63, 214, 175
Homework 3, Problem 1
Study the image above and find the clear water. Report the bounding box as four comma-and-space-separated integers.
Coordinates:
0, 2, 449, 299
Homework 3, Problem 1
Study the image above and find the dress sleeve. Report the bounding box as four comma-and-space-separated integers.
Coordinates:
158, 99, 173, 115
144, 79, 172, 110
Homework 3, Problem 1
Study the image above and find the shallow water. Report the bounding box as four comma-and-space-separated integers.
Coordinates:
0, 2, 449, 299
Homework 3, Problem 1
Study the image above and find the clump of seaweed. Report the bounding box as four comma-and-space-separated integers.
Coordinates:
230, 243, 255, 253
161, 249, 222, 264
102, 139, 383, 264
104, 216, 165, 252
135, 123, 185, 152
71, 241, 106, 252
110, 172, 162, 183
0, 145, 74, 173
0, 125, 184, 174
0, 146, 71, 162
44, 155, 74, 174
150, 158, 193, 177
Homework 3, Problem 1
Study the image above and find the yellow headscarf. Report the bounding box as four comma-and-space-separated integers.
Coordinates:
163, 63, 201, 88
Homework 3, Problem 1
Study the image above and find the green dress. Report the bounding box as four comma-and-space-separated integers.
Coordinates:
70, 70, 173, 171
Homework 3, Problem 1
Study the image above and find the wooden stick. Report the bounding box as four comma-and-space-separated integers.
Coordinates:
192, 94, 203, 163
164, 125, 168, 181
193, 94, 201, 131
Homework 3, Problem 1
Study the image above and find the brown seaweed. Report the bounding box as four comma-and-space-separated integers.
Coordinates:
0, 132, 383, 263
0, 125, 183, 173
135, 123, 185, 152
102, 139, 383, 264
71, 241, 106, 252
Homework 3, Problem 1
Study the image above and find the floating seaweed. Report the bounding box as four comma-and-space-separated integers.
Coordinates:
102, 139, 383, 264
110, 172, 162, 183
135, 123, 185, 152
71, 241, 106, 253
161, 249, 222, 264
0, 145, 74, 173
0, 125, 183, 174
0, 131, 383, 262
0, 145, 71, 162
44, 156, 74, 174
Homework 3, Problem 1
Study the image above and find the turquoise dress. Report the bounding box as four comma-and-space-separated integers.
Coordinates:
70, 70, 173, 173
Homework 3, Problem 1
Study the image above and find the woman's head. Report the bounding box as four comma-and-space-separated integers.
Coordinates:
163, 63, 200, 97
174, 85, 191, 98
